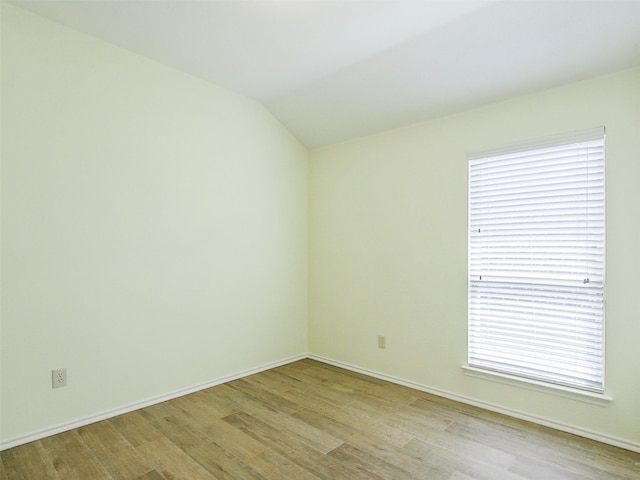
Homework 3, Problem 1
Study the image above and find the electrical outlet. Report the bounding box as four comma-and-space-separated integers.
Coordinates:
378, 335, 386, 349
52, 368, 67, 389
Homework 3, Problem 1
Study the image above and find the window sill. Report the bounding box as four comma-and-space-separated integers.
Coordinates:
461, 365, 612, 407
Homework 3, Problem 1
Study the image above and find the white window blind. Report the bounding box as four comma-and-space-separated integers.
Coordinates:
468, 128, 605, 392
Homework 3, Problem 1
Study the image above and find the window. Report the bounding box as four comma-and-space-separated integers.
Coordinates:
467, 128, 605, 393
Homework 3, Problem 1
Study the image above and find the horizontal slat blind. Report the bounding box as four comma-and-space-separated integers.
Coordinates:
468, 129, 605, 392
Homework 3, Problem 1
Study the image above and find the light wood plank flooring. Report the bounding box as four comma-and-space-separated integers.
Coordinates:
1, 359, 639, 479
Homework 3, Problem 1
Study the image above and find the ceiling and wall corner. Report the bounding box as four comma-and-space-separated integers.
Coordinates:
8, 0, 640, 149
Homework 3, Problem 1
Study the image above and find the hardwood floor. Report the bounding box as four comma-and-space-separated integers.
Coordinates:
1, 359, 639, 479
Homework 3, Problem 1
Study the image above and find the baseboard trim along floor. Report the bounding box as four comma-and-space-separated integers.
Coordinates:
0, 354, 306, 451
2, 352, 638, 454
307, 354, 640, 454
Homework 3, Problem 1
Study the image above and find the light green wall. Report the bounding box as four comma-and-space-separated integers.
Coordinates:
310, 68, 640, 446
1, 5, 308, 442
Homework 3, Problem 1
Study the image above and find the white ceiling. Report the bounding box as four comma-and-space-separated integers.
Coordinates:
9, 0, 640, 149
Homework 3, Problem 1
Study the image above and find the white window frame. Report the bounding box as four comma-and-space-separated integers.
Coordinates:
465, 128, 608, 402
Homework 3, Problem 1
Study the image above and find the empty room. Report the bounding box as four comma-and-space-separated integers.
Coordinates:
1, 0, 639, 479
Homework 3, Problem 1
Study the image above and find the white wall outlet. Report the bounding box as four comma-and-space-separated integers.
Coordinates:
378, 335, 386, 349
52, 368, 67, 388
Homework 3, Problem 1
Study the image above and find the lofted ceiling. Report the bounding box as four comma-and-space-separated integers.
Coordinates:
8, 0, 640, 149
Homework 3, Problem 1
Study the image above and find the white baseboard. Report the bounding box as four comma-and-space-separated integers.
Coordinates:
3, 352, 638, 454
0, 354, 306, 451
307, 354, 640, 454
